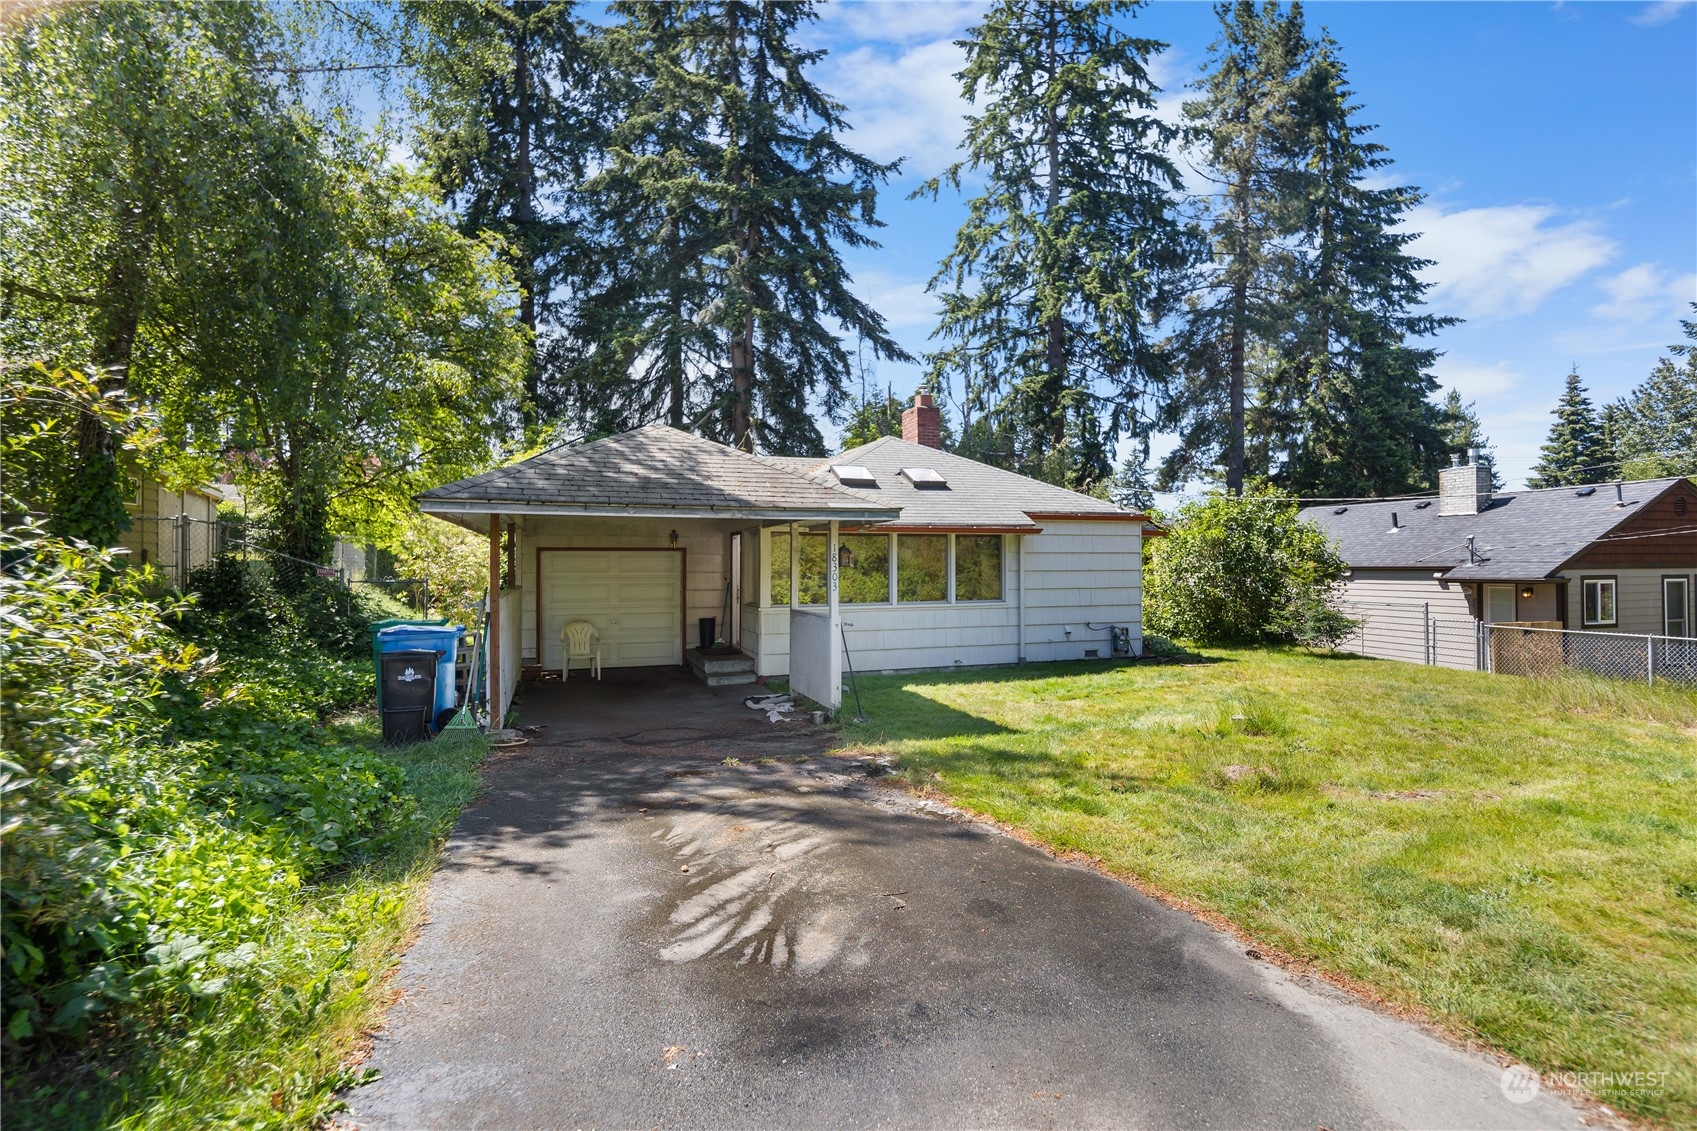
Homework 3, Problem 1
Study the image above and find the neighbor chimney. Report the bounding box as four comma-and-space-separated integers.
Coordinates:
902, 389, 942, 449
1439, 450, 1494, 516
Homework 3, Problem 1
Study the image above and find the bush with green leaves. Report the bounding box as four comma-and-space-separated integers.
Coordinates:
1145, 489, 1356, 647
0, 520, 407, 1052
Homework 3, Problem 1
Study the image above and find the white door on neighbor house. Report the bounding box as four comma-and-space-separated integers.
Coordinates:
1484, 584, 1517, 624
540, 550, 682, 670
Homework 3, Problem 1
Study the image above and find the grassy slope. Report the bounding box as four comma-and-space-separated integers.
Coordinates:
9, 721, 485, 1131
839, 650, 1697, 1126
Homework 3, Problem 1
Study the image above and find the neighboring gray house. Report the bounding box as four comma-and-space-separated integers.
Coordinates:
1303, 455, 1697, 638
418, 393, 1151, 718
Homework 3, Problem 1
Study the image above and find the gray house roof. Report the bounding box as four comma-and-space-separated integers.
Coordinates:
417, 423, 899, 524
1300, 478, 1687, 582
768, 435, 1142, 531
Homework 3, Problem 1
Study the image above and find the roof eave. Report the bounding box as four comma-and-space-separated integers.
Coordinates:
417, 498, 902, 524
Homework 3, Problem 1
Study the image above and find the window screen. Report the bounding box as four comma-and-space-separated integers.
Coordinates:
897, 534, 947, 602
770, 531, 791, 605
954, 535, 1003, 601
797, 533, 829, 605
839, 534, 891, 603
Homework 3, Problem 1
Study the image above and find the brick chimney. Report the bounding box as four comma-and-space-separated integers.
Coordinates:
901, 389, 942, 449
1438, 447, 1494, 516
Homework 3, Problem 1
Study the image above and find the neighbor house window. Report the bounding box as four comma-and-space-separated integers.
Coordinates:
770, 530, 791, 605
1665, 576, 1691, 637
797, 532, 829, 605
1582, 577, 1616, 626
838, 534, 891, 603
896, 534, 947, 602
954, 535, 1003, 601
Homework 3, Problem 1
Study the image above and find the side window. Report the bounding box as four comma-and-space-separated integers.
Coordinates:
1665, 576, 1691, 637
770, 531, 791, 605
1582, 578, 1616, 627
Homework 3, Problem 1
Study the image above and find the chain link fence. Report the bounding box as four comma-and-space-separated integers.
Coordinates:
1338, 600, 1697, 689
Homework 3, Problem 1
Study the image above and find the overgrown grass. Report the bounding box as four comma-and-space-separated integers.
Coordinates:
839, 649, 1697, 1127
6, 717, 486, 1130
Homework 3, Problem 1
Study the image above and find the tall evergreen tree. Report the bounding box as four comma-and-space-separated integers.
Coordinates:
409, 0, 600, 427
1611, 354, 1697, 479
1438, 389, 1503, 488
1527, 369, 1614, 488
918, 0, 1192, 491
1263, 31, 1455, 496
585, 1, 908, 455
1161, 0, 1309, 494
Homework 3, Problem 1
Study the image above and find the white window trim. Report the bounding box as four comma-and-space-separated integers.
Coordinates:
1581, 576, 1617, 627
1663, 575, 1691, 638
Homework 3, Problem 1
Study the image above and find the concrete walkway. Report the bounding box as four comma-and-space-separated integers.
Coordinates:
345, 669, 1590, 1130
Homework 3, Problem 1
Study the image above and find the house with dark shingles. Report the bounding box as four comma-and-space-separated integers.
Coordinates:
418, 392, 1151, 720
1302, 453, 1697, 636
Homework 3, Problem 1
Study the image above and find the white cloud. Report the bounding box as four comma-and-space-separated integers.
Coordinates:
816, 0, 985, 44
1402, 203, 1617, 320
1630, 0, 1692, 25
818, 38, 972, 177
851, 267, 941, 331
1589, 261, 1697, 322
1430, 358, 1528, 402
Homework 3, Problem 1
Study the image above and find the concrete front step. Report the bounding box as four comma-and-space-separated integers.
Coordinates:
685, 648, 757, 686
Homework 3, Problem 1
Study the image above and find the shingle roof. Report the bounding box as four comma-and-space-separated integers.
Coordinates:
768, 436, 1142, 530
1300, 478, 1687, 581
417, 423, 899, 522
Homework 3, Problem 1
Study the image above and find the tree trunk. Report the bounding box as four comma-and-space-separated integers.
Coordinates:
1227, 197, 1248, 496
726, 3, 755, 450
513, 14, 541, 421
1041, 9, 1066, 455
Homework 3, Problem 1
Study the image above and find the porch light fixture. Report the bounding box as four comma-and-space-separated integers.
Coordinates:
1520, 585, 1535, 599
838, 544, 854, 569
669, 529, 678, 546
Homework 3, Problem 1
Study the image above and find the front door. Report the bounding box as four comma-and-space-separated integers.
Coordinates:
1484, 584, 1516, 624
541, 550, 683, 669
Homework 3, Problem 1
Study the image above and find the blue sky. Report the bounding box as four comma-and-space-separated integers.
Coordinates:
792, 0, 1696, 492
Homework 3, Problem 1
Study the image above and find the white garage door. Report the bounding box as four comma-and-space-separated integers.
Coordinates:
541, 550, 682, 669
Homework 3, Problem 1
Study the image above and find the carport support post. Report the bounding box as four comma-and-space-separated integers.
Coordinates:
488, 514, 502, 726
827, 519, 841, 710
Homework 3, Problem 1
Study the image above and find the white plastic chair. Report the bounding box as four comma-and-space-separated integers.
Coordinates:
560, 619, 602, 681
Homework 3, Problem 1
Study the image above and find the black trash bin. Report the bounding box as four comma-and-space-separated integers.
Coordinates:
381, 649, 440, 744
698, 616, 716, 650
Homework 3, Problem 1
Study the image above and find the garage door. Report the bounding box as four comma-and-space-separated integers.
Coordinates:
540, 551, 682, 669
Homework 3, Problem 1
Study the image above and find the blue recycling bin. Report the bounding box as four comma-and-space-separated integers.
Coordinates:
375, 623, 465, 723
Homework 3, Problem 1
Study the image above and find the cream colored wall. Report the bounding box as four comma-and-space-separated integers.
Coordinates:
1021, 521, 1143, 663
1339, 570, 1475, 618
514, 515, 742, 665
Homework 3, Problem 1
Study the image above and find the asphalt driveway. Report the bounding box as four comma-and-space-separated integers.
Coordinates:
346, 669, 1589, 1130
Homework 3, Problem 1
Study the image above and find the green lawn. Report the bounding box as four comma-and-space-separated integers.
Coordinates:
838, 649, 1697, 1127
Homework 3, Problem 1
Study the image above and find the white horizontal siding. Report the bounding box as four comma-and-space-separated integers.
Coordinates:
1021, 521, 1142, 662
1341, 570, 1474, 618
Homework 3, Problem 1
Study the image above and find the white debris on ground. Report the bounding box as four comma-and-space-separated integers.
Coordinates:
743, 692, 800, 724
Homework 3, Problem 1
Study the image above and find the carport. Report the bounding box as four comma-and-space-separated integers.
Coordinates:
416, 424, 898, 721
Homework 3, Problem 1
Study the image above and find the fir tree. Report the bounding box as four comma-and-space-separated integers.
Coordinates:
1438, 389, 1503, 489
840, 386, 905, 449
1266, 31, 1456, 496
410, 0, 601, 427
918, 0, 1192, 491
1162, 0, 1309, 495
587, 1, 908, 455
1611, 354, 1697, 478
1527, 369, 1614, 488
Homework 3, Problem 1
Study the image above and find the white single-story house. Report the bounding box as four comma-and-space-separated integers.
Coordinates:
418, 393, 1153, 718
1303, 454, 1697, 636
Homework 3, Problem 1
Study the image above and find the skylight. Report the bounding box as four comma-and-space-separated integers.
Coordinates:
900, 467, 948, 488
829, 464, 876, 486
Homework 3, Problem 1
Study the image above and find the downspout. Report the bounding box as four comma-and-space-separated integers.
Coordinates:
1017, 534, 1027, 663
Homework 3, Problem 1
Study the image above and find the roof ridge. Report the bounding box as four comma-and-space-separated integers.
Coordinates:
704, 434, 890, 507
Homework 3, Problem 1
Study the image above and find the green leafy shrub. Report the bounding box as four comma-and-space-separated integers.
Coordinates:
0, 521, 404, 1053
1145, 488, 1356, 647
